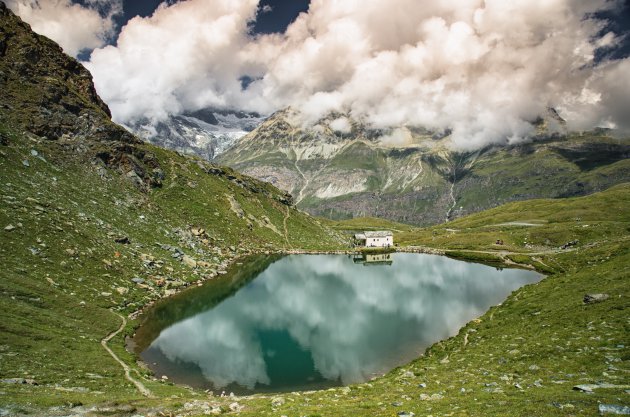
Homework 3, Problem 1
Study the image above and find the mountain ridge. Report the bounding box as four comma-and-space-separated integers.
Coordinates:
217, 108, 630, 225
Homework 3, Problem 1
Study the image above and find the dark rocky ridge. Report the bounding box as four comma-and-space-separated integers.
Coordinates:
0, 1, 171, 191
0, 1, 134, 143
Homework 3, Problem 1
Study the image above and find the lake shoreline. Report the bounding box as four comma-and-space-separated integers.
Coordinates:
132, 247, 544, 395
127, 245, 454, 322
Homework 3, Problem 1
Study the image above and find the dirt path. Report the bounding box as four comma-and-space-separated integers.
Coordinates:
101, 311, 153, 398
282, 205, 292, 248
462, 248, 574, 256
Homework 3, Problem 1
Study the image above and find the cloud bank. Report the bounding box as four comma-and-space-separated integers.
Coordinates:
11, 0, 630, 149
6, 0, 122, 57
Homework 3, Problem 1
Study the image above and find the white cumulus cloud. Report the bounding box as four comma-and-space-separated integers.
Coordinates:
9, 0, 630, 149
329, 116, 351, 134
5, 0, 122, 57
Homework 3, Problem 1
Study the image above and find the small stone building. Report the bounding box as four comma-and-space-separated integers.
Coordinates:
354, 231, 393, 247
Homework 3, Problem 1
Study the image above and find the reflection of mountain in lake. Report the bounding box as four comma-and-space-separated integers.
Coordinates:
140, 253, 541, 393
352, 253, 393, 266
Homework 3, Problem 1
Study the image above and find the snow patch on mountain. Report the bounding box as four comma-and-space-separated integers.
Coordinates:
129, 109, 265, 160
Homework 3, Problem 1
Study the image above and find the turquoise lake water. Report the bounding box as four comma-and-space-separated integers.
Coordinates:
138, 253, 541, 393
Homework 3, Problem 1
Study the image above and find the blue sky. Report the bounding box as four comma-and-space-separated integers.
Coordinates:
75, 0, 311, 37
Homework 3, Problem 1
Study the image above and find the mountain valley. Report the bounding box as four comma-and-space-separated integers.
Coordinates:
0, 2, 628, 417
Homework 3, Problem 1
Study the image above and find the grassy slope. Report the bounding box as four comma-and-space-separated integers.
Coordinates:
3, 157, 627, 416
0, 124, 346, 413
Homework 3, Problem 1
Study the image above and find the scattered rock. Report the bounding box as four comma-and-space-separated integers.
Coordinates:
398, 412, 415, 417
560, 239, 579, 249
30, 149, 38, 157
584, 293, 609, 304
419, 393, 444, 401
114, 236, 130, 244
21, 159, 29, 167
229, 402, 243, 412
208, 405, 223, 415
182, 255, 197, 268
271, 396, 285, 408
599, 404, 630, 415
191, 227, 206, 237
418, 383, 427, 388
131, 277, 145, 284
1, 378, 37, 385
573, 384, 596, 393
574, 383, 630, 393
3, 225, 15, 231
115, 287, 128, 295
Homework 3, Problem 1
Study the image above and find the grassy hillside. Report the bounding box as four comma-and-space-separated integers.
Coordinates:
0, 122, 346, 411
398, 182, 630, 254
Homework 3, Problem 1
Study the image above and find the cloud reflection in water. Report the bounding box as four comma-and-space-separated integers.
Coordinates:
145, 253, 541, 391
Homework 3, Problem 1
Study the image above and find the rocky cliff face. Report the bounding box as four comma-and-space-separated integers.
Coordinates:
0, 2, 134, 144
218, 108, 630, 225
0, 2, 169, 190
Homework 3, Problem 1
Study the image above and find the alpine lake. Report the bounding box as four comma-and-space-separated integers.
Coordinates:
133, 253, 542, 394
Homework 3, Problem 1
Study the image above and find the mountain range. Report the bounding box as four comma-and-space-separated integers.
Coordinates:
217, 108, 630, 225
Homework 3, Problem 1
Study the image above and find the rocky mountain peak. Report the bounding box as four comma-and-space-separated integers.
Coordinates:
0, 2, 136, 143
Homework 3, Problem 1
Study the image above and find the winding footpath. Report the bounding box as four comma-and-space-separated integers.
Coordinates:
282, 205, 292, 248
101, 311, 153, 398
